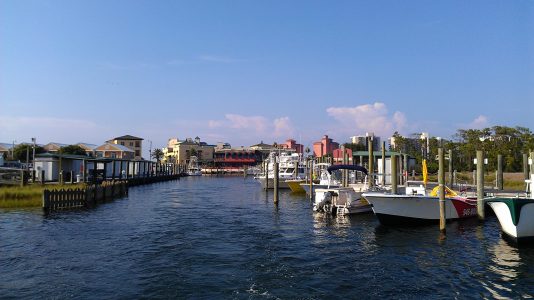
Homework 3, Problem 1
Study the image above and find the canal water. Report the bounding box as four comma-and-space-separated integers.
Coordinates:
1, 176, 534, 299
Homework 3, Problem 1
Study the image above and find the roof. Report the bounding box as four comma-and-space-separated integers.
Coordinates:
111, 135, 143, 141
0, 143, 13, 150
46, 142, 69, 147
35, 152, 144, 162
76, 143, 98, 150
95, 143, 135, 152
250, 142, 274, 148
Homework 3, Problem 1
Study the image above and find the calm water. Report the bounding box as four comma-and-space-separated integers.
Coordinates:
1, 176, 534, 299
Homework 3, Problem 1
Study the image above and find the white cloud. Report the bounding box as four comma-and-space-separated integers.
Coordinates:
326, 102, 407, 136
273, 117, 295, 137
206, 114, 295, 142
467, 115, 489, 129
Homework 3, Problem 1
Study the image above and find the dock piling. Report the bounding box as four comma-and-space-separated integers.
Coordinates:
381, 141, 386, 187
448, 149, 453, 187
497, 154, 503, 190
391, 154, 398, 194
476, 150, 485, 220
438, 148, 446, 233
273, 160, 279, 205
368, 136, 374, 187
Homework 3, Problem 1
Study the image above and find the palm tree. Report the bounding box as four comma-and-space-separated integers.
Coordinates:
151, 148, 164, 163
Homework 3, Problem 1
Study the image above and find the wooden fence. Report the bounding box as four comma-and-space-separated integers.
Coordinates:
43, 181, 128, 213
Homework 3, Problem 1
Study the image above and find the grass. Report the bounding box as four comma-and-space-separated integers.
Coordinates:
0, 184, 87, 208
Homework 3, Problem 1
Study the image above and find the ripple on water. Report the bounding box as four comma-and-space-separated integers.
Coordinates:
1, 176, 534, 298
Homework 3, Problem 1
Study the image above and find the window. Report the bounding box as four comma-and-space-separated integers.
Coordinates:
130, 142, 134, 146
135, 150, 140, 157
135, 141, 140, 147
121, 142, 125, 146
111, 153, 116, 158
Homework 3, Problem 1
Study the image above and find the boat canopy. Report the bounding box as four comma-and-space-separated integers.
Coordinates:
327, 165, 368, 175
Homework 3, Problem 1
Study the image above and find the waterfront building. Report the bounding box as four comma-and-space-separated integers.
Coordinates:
214, 146, 261, 169
0, 143, 12, 158
76, 143, 98, 157
106, 135, 143, 160
313, 135, 339, 157
162, 137, 215, 165
350, 132, 381, 150
43, 142, 69, 153
94, 143, 135, 159
278, 139, 304, 154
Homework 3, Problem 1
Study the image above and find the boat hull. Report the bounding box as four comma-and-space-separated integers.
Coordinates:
257, 177, 291, 189
363, 193, 478, 226
286, 180, 306, 193
315, 187, 372, 215
487, 198, 534, 243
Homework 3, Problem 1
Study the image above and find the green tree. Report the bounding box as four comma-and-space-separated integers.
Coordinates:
12, 144, 45, 161
151, 148, 164, 163
59, 145, 87, 156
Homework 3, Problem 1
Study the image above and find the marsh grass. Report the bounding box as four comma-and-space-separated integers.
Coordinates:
0, 184, 87, 208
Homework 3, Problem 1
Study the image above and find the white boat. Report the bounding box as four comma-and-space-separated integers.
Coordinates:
256, 152, 306, 189
186, 156, 202, 176
313, 165, 372, 215
363, 185, 478, 225
487, 179, 534, 243
300, 163, 339, 195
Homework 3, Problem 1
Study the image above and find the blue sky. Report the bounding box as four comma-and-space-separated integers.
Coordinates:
1, 0, 533, 157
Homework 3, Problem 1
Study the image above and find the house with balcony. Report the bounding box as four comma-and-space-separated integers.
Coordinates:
94, 143, 135, 159
162, 137, 215, 165
106, 135, 143, 160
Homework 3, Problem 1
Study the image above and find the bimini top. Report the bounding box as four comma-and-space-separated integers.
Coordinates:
327, 165, 368, 175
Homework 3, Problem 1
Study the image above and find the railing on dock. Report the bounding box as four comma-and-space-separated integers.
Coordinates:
43, 180, 128, 213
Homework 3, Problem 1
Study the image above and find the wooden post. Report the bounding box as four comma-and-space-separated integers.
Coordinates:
448, 149, 453, 188
477, 150, 485, 220
265, 160, 269, 191
344, 150, 349, 186
497, 154, 503, 190
403, 154, 408, 185
20, 169, 25, 187
82, 160, 87, 182
453, 170, 457, 190
438, 148, 446, 233
119, 160, 123, 179
112, 160, 116, 180
273, 160, 279, 205
69, 170, 74, 184
126, 161, 130, 179
391, 155, 398, 194
103, 161, 107, 182
381, 141, 386, 186
368, 137, 374, 187
41, 170, 45, 185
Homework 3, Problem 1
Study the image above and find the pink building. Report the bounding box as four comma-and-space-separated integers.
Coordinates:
279, 139, 304, 154
313, 135, 339, 157
333, 148, 353, 164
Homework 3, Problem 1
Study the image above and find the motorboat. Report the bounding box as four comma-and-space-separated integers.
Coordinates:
186, 156, 202, 176
313, 165, 372, 215
363, 184, 478, 225
256, 152, 306, 189
486, 179, 534, 243
300, 163, 339, 195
